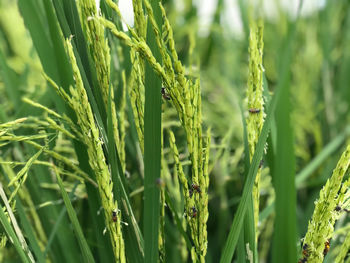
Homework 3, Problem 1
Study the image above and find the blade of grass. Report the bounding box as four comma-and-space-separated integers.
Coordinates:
295, 124, 350, 186
164, 190, 193, 252
0, 205, 31, 262
0, 47, 21, 109
17, 0, 58, 83
238, 101, 256, 263
14, 197, 46, 263
0, 182, 34, 262
55, 170, 95, 263
42, 0, 74, 90
43, 181, 79, 257
143, 1, 163, 263
271, 35, 297, 263
54, 0, 107, 125
270, 2, 305, 260
17, 0, 67, 118
22, 146, 80, 262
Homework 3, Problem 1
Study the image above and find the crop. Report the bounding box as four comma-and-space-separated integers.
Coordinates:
0, 1, 350, 263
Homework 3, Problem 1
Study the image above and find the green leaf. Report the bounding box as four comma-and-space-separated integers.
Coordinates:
55, 172, 95, 263
271, 39, 297, 263
164, 190, 193, 252
0, 47, 21, 109
14, 198, 46, 263
143, 1, 163, 262
238, 101, 256, 263
0, 183, 32, 263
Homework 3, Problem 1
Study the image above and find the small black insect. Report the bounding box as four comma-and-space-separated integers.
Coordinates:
302, 243, 308, 251
323, 239, 330, 256
302, 243, 309, 258
248, 108, 261, 114
191, 183, 202, 194
335, 205, 341, 212
161, 87, 170, 100
259, 160, 264, 169
112, 210, 118, 222
155, 178, 165, 188
190, 206, 197, 218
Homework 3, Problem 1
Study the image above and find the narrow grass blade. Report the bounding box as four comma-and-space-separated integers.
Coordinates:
54, 0, 107, 123
271, 49, 297, 263
239, 101, 256, 262
84, 182, 114, 262
220, 75, 282, 263
43, 181, 79, 257
143, 1, 163, 263
55, 171, 95, 263
42, 0, 74, 89
0, 203, 31, 263
164, 190, 193, 252
0, 47, 21, 109
0, 183, 33, 263
269, 5, 303, 260
17, 0, 58, 82
296, 125, 350, 186
17, 0, 66, 114
14, 197, 46, 263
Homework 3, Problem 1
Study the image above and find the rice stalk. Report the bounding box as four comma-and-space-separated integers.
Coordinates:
301, 144, 350, 262
78, 0, 126, 172
246, 19, 265, 238
45, 38, 126, 262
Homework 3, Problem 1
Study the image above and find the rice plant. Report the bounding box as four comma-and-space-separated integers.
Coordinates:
0, 0, 350, 262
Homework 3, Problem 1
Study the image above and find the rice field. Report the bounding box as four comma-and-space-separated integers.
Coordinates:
0, 0, 350, 262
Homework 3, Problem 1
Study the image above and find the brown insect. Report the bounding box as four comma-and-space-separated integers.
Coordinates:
161, 87, 170, 100
191, 183, 202, 194
302, 243, 309, 258
190, 206, 197, 218
323, 239, 330, 256
259, 160, 264, 169
248, 108, 261, 114
112, 210, 118, 222
155, 178, 165, 188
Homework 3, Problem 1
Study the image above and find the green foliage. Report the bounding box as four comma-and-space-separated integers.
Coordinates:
0, 0, 350, 263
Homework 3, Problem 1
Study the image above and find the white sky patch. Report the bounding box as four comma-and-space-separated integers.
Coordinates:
194, 0, 217, 37
222, 0, 243, 37
115, 0, 322, 35
119, 0, 134, 29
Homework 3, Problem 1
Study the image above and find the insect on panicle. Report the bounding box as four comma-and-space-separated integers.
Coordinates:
161, 87, 170, 100
323, 239, 330, 256
112, 210, 118, 222
191, 183, 202, 194
190, 206, 197, 218
189, 188, 193, 198
248, 108, 261, 114
155, 178, 165, 188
